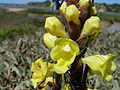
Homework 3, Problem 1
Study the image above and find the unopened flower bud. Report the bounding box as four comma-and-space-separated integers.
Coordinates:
43, 33, 57, 49
90, 6, 97, 15
65, 5, 81, 25
60, 1, 67, 14
80, 16, 100, 38
79, 0, 92, 7
45, 16, 69, 38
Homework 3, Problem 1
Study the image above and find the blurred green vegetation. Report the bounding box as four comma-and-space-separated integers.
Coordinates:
98, 12, 120, 22
21, 9, 59, 15
94, 3, 120, 13
27, 1, 50, 7
106, 4, 120, 13
0, 23, 38, 39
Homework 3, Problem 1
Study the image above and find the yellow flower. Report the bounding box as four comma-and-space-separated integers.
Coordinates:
43, 33, 57, 49
45, 16, 69, 38
31, 58, 47, 75
50, 38, 79, 62
50, 38, 79, 74
82, 54, 116, 81
90, 6, 97, 15
65, 5, 81, 25
31, 58, 54, 88
80, 16, 100, 38
79, 0, 92, 7
53, 53, 76, 74
60, 1, 67, 14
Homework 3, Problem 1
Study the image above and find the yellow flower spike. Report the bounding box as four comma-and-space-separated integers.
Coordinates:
65, 5, 81, 25
31, 58, 54, 88
82, 54, 116, 81
43, 33, 57, 49
60, 1, 67, 14
80, 16, 100, 38
79, 0, 92, 7
90, 6, 97, 15
45, 16, 69, 38
50, 38, 79, 62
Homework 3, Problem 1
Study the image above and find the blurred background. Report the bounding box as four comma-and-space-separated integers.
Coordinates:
0, 0, 120, 90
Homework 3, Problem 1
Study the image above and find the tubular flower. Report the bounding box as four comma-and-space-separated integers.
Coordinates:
65, 5, 81, 25
50, 38, 79, 74
50, 38, 79, 62
43, 33, 57, 49
79, 0, 92, 7
45, 16, 69, 38
90, 6, 97, 15
31, 58, 54, 88
80, 16, 100, 38
60, 1, 67, 14
82, 54, 116, 81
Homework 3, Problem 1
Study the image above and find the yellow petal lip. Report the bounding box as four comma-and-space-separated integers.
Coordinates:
45, 16, 69, 38
53, 52, 76, 74
43, 33, 57, 49
65, 5, 81, 25
31, 58, 47, 74
53, 58, 69, 74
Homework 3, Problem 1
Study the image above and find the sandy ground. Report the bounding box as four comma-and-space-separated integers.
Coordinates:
6, 8, 27, 12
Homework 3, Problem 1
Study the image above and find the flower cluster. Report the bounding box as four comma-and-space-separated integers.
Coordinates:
31, 0, 116, 89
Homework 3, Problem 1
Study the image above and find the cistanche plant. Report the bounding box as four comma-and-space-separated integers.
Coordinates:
31, 0, 116, 90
